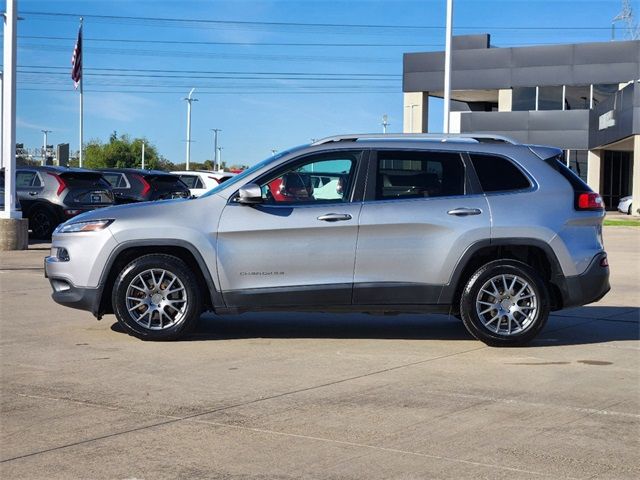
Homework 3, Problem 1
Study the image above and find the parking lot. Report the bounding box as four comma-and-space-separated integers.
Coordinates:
0, 226, 638, 479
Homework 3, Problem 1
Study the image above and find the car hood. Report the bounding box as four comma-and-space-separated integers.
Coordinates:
58, 198, 191, 226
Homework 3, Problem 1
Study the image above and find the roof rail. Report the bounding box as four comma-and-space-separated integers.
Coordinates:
311, 133, 518, 146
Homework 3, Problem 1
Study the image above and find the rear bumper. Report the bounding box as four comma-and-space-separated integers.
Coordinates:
555, 252, 610, 310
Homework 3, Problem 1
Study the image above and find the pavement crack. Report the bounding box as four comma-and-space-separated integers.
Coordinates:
2, 345, 486, 464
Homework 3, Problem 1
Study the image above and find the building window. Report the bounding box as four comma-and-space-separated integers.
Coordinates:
592, 84, 619, 107
538, 86, 563, 111
512, 87, 537, 111
564, 86, 591, 110
564, 150, 588, 184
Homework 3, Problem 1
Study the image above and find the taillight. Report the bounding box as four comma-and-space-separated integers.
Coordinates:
576, 192, 604, 211
47, 172, 67, 196
135, 174, 151, 196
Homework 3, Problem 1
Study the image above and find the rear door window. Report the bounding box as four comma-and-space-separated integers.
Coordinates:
469, 154, 531, 192
375, 150, 465, 200
16, 171, 37, 187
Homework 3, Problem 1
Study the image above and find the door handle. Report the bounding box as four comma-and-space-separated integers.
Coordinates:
28, 191, 38, 196
447, 207, 482, 216
317, 213, 352, 222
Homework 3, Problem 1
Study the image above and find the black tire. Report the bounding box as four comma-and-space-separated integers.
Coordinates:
459, 260, 550, 347
628, 204, 633, 215
112, 254, 202, 341
29, 207, 57, 240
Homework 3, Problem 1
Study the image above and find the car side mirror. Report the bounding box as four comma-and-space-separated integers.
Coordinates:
237, 183, 263, 205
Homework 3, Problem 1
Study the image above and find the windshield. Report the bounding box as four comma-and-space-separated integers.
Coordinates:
199, 149, 296, 198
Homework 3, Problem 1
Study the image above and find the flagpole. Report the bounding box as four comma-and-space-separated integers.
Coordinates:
78, 16, 83, 168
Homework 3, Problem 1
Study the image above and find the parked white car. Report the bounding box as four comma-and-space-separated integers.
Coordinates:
170, 170, 236, 197
617, 196, 633, 215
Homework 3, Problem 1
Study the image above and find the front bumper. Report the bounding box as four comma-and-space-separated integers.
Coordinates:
555, 252, 610, 309
47, 274, 101, 314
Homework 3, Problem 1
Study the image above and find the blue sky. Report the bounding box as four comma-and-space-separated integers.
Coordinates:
2, 0, 634, 166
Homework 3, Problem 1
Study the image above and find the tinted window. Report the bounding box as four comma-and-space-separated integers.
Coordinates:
259, 152, 359, 204
103, 173, 125, 188
178, 175, 199, 188
470, 154, 531, 192
16, 171, 36, 187
538, 86, 562, 111
512, 87, 536, 111
376, 151, 464, 200
564, 85, 590, 110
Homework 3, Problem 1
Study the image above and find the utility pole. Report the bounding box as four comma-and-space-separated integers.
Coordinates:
184, 88, 197, 170
41, 129, 51, 165
217, 146, 223, 169
210, 128, 221, 171
443, 0, 454, 133
381, 114, 390, 134
141, 141, 145, 170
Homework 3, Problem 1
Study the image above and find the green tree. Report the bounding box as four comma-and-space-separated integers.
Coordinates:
83, 132, 172, 170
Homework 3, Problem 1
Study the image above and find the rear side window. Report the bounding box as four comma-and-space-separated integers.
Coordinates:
544, 154, 592, 193
178, 175, 203, 189
469, 154, 531, 192
376, 150, 465, 200
16, 171, 37, 187
102, 173, 126, 188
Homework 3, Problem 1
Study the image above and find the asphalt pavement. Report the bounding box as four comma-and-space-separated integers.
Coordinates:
1, 227, 638, 479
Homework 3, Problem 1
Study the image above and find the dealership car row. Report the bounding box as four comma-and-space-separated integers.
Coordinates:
0, 166, 236, 239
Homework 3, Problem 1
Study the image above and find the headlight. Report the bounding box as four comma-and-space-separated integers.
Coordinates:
56, 219, 114, 233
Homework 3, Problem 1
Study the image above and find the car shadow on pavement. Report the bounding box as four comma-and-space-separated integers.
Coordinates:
111, 306, 639, 345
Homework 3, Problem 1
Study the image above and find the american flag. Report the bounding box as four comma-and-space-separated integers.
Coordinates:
71, 25, 82, 89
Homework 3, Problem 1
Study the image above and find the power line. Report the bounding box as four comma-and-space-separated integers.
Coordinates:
21, 10, 612, 31
14, 65, 401, 77
17, 87, 397, 95
17, 70, 400, 82
17, 35, 440, 48
18, 43, 398, 63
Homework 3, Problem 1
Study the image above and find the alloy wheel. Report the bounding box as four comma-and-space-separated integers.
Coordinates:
475, 273, 538, 336
125, 268, 188, 330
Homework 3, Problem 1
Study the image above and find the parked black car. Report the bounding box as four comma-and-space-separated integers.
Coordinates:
15, 166, 114, 239
100, 169, 191, 203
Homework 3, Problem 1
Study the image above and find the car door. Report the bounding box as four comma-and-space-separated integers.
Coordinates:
216, 150, 366, 308
353, 148, 491, 305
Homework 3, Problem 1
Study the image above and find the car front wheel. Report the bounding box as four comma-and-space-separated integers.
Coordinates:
112, 254, 202, 340
460, 260, 550, 347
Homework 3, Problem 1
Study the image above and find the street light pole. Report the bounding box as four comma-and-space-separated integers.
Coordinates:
141, 141, 145, 170
381, 114, 389, 134
210, 128, 221, 171
184, 88, 197, 170
443, 0, 454, 133
41, 129, 51, 165
2, 0, 19, 219
217, 146, 223, 169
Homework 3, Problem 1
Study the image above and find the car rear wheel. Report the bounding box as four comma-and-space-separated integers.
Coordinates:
112, 254, 202, 340
460, 260, 550, 347
29, 207, 57, 240
628, 204, 633, 215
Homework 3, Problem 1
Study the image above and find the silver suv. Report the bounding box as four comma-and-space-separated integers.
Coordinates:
44, 134, 610, 346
